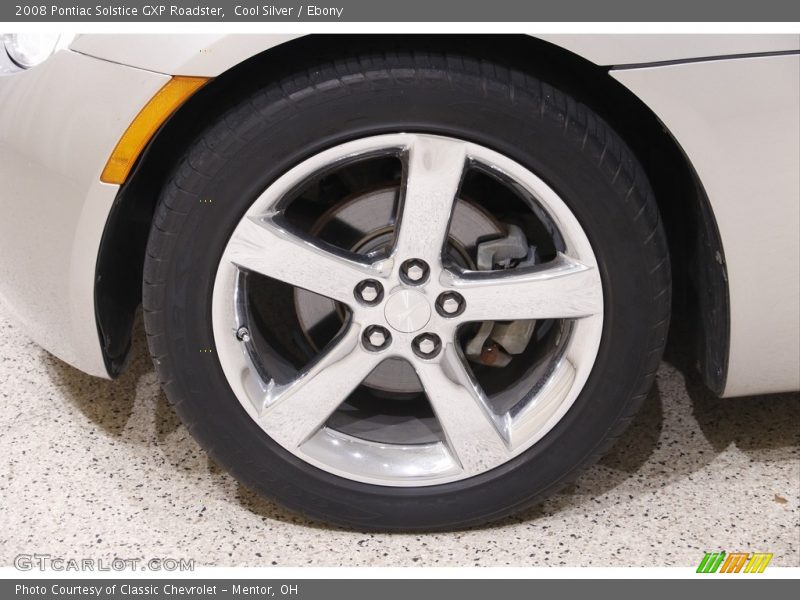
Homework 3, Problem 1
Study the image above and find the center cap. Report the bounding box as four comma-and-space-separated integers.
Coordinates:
384, 290, 431, 333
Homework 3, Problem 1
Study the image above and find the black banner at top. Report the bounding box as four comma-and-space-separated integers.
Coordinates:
3, 0, 800, 22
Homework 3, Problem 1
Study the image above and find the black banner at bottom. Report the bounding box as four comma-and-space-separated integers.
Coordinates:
2, 579, 796, 600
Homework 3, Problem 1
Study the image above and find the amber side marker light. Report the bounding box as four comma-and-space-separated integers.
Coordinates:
100, 76, 210, 185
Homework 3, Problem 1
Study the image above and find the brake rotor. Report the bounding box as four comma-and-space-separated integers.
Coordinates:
294, 187, 503, 394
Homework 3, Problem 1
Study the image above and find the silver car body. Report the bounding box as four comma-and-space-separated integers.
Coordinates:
1, 34, 798, 396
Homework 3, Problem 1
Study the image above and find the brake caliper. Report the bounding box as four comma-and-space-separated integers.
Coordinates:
465, 224, 538, 367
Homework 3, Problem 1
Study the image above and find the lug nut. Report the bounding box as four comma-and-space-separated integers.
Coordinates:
400, 258, 429, 284
236, 326, 251, 342
436, 291, 465, 317
369, 330, 387, 347
355, 279, 384, 305
418, 338, 436, 354
406, 264, 425, 281
412, 332, 441, 359
363, 325, 391, 351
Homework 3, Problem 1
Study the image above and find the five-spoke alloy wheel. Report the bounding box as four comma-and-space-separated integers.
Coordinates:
212, 134, 604, 486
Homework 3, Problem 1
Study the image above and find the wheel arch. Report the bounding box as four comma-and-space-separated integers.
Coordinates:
95, 34, 729, 393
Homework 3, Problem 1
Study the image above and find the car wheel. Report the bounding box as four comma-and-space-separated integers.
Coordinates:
143, 50, 670, 530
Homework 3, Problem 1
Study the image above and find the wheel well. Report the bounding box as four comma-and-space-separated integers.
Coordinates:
95, 34, 729, 393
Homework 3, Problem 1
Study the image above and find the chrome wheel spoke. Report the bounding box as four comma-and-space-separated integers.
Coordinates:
393, 135, 468, 266
227, 216, 385, 304
257, 325, 383, 449
416, 345, 511, 475
447, 253, 603, 322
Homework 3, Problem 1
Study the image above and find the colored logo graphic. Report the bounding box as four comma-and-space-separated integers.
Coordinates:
697, 551, 773, 573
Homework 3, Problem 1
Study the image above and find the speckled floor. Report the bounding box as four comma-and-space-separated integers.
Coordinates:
0, 308, 797, 568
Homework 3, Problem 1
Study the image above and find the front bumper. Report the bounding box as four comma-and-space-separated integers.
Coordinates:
0, 50, 168, 377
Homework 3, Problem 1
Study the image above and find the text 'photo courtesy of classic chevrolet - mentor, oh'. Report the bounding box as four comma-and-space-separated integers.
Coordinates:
1, 33, 798, 530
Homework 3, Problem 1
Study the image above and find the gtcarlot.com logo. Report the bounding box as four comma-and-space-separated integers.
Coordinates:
14, 554, 194, 572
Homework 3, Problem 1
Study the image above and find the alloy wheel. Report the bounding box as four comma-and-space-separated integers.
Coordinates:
211, 133, 604, 486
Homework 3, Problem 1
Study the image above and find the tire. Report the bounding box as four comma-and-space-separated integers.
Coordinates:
142, 50, 670, 531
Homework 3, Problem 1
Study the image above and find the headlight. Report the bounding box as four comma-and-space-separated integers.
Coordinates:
3, 34, 61, 69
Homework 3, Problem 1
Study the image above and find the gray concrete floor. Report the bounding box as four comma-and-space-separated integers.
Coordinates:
0, 308, 797, 568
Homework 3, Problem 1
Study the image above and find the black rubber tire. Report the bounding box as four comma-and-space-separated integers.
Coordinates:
142, 50, 671, 531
